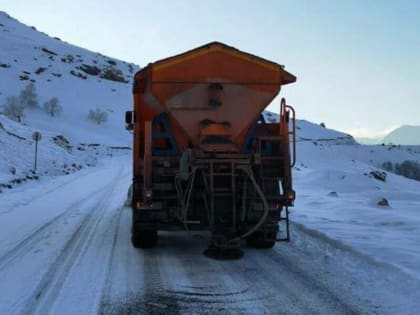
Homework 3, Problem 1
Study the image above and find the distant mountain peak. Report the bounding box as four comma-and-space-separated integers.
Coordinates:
380, 125, 420, 145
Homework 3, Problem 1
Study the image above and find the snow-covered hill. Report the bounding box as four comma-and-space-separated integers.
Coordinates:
354, 135, 382, 145
265, 105, 420, 280
0, 10, 359, 192
0, 11, 137, 190
380, 125, 420, 145
0, 11, 138, 145
263, 112, 356, 145
294, 141, 420, 279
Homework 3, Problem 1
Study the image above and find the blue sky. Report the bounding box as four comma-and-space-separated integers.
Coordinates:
1, 0, 419, 138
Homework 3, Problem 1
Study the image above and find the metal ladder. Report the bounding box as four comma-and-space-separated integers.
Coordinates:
207, 160, 237, 232
258, 135, 291, 242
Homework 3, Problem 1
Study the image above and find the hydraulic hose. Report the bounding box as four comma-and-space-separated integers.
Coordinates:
240, 176, 247, 222
175, 148, 200, 229
175, 166, 198, 230
226, 164, 269, 244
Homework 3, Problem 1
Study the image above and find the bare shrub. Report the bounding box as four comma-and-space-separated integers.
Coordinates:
2, 96, 24, 122
395, 160, 420, 181
381, 161, 393, 172
19, 82, 39, 108
381, 160, 420, 181
88, 108, 108, 125
43, 97, 62, 117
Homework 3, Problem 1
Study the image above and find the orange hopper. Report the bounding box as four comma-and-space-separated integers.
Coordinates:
133, 42, 296, 154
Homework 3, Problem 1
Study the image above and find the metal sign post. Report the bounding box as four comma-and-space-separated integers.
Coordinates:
32, 131, 42, 172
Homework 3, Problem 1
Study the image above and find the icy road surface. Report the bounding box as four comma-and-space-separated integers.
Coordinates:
0, 156, 419, 315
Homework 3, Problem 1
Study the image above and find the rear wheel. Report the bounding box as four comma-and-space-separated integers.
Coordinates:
131, 227, 158, 248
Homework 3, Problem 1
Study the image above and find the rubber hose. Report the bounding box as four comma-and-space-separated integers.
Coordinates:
227, 165, 269, 244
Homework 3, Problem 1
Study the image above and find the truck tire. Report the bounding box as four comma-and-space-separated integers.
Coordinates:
124, 184, 133, 207
131, 229, 158, 248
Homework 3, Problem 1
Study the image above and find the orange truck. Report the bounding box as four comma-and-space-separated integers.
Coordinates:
125, 42, 296, 258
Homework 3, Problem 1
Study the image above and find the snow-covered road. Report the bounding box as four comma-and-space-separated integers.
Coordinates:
101, 215, 420, 315
1, 157, 419, 315
0, 157, 131, 315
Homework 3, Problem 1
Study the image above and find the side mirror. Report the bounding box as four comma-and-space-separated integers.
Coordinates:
125, 111, 134, 130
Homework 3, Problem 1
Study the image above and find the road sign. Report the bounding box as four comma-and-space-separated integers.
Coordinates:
32, 131, 42, 141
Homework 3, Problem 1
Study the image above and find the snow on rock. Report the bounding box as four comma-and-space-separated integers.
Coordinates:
296, 119, 356, 144
0, 11, 139, 146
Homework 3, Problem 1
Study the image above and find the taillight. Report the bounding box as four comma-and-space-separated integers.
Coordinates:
287, 190, 296, 201
145, 190, 152, 200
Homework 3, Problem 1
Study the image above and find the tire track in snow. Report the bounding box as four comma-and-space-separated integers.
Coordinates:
141, 249, 181, 314
243, 249, 358, 314
17, 164, 125, 315
99, 230, 377, 314
0, 186, 108, 273
99, 212, 182, 314
149, 233, 268, 315
98, 204, 127, 314
0, 166, 105, 215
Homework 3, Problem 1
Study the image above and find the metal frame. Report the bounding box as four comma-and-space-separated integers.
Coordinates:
152, 113, 179, 156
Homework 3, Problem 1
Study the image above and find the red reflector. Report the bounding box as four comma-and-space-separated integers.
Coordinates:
287, 190, 296, 201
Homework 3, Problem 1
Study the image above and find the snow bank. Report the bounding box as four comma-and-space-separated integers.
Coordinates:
0, 114, 130, 193
293, 139, 420, 280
